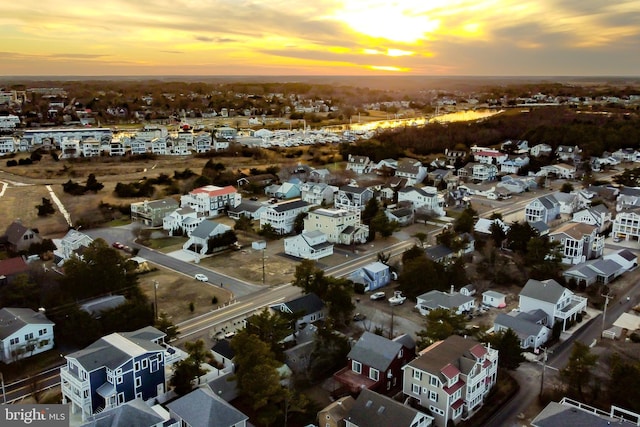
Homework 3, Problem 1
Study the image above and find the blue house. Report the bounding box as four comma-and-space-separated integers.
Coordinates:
61, 327, 169, 421
349, 261, 391, 292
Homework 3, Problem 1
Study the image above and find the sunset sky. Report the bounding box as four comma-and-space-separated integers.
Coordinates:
1, 0, 639, 76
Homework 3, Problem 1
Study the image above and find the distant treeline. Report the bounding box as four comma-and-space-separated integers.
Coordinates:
341, 107, 640, 161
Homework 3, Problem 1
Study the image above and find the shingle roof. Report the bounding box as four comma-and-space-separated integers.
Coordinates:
271, 199, 310, 212
211, 339, 235, 360
424, 244, 454, 261
167, 386, 248, 427
4, 221, 33, 245
417, 290, 474, 310
0, 308, 54, 340
276, 293, 324, 316
81, 398, 165, 427
346, 389, 429, 427
339, 185, 370, 195
520, 279, 566, 304
495, 313, 546, 339
407, 335, 486, 379
348, 332, 403, 372
190, 220, 230, 239
0, 257, 29, 277
531, 401, 636, 427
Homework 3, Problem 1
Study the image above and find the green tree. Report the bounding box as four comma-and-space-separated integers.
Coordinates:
155, 312, 180, 341
231, 330, 287, 426
246, 308, 292, 359
85, 173, 104, 192
454, 205, 477, 233
489, 221, 507, 248
170, 339, 209, 395
293, 212, 307, 235
525, 238, 562, 279
413, 232, 429, 248
560, 341, 598, 400
483, 329, 525, 370
506, 221, 538, 253
416, 308, 467, 350
608, 355, 640, 412
361, 198, 379, 226
36, 197, 55, 216
560, 182, 574, 193
370, 210, 398, 238
307, 324, 350, 381
0, 274, 40, 309
258, 223, 279, 240
234, 214, 253, 232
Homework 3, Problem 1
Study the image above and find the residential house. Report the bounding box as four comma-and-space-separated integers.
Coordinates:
61, 327, 170, 421
167, 386, 248, 427
80, 295, 127, 318
518, 279, 587, 331
317, 396, 355, 427
529, 143, 553, 157
80, 398, 173, 427
284, 230, 334, 260
524, 194, 560, 224
458, 182, 496, 198
0, 135, 17, 154
194, 132, 212, 153
500, 155, 530, 175
616, 187, 640, 211
162, 207, 205, 236
109, 141, 126, 156
129, 138, 148, 155
457, 163, 498, 182
373, 158, 398, 175
54, 229, 93, 263
415, 289, 475, 316
497, 175, 536, 193
493, 312, 550, 351
304, 208, 369, 245
612, 148, 640, 163
344, 389, 433, 427
532, 397, 640, 427
150, 138, 168, 155
482, 291, 506, 308
553, 191, 579, 214
428, 168, 455, 187
563, 258, 624, 287
548, 222, 604, 264
308, 167, 333, 183
556, 145, 582, 163
1, 220, 41, 253
260, 199, 312, 234
397, 186, 446, 217
571, 204, 612, 233
402, 335, 498, 427
82, 138, 101, 157
211, 339, 235, 371
0, 256, 30, 286
0, 307, 55, 364
236, 173, 277, 189
265, 181, 301, 200
395, 158, 428, 185
334, 186, 374, 212
603, 249, 637, 271
611, 207, 640, 242
424, 245, 455, 264
346, 155, 373, 174
500, 139, 529, 154
385, 207, 414, 226
180, 185, 241, 217
299, 182, 337, 205
460, 285, 476, 297
130, 198, 179, 227
474, 218, 509, 238
226, 201, 266, 221
60, 137, 81, 158
444, 148, 467, 165
474, 150, 508, 165
540, 163, 576, 179
334, 332, 415, 394
348, 262, 391, 292
269, 293, 325, 330
183, 220, 232, 255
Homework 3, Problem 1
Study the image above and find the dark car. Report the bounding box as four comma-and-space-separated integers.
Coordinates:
353, 313, 366, 321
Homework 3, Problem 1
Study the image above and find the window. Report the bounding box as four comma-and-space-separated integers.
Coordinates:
24, 332, 33, 340
38, 328, 47, 336
413, 369, 422, 381
117, 392, 125, 404
141, 359, 148, 369
136, 392, 142, 399
134, 361, 141, 371
352, 361, 362, 374
135, 377, 141, 388
429, 376, 438, 386
369, 368, 379, 382
116, 376, 123, 385
10, 337, 19, 345
412, 384, 421, 395
429, 391, 438, 402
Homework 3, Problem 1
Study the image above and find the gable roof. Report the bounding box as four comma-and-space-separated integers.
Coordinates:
520, 279, 567, 304
348, 332, 403, 372
346, 389, 429, 427
4, 221, 35, 245
81, 398, 165, 427
227, 201, 263, 214
0, 308, 54, 340
532, 401, 637, 427
211, 339, 235, 360
407, 335, 487, 379
167, 386, 248, 427
424, 244, 454, 261
190, 185, 237, 197
270, 199, 310, 212
495, 313, 547, 339
417, 290, 474, 310
0, 256, 29, 277
275, 293, 324, 316
190, 220, 230, 239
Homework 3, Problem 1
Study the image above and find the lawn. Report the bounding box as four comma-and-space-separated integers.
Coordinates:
145, 236, 186, 252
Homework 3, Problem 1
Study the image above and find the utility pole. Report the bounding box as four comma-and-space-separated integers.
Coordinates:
153, 280, 159, 321
1, 371, 6, 404
262, 248, 266, 285
539, 347, 549, 396
601, 292, 613, 338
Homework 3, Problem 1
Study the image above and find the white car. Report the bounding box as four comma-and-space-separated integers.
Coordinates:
388, 291, 407, 306
370, 291, 386, 301
194, 273, 209, 282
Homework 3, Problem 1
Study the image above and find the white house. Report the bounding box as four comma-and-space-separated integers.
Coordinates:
82, 138, 101, 157
548, 222, 604, 265
151, 138, 168, 155
524, 194, 560, 224
183, 220, 232, 255
180, 185, 241, 217
284, 230, 334, 260
129, 138, 148, 155
0, 136, 17, 154
482, 290, 506, 308
395, 158, 427, 185
55, 229, 93, 263
611, 208, 640, 242
540, 164, 576, 179
529, 143, 553, 157
162, 207, 205, 235
0, 308, 55, 364
493, 312, 550, 351
571, 204, 612, 233
346, 155, 373, 174
60, 138, 81, 159
518, 279, 587, 331
415, 289, 475, 316
303, 208, 369, 245
260, 199, 311, 235
334, 186, 374, 212
397, 186, 446, 217
299, 182, 337, 205
474, 150, 508, 165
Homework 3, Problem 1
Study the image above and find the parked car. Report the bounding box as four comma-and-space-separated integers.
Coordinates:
112, 242, 124, 249
388, 291, 406, 306
353, 313, 366, 321
194, 273, 209, 282
224, 331, 236, 339
370, 291, 386, 301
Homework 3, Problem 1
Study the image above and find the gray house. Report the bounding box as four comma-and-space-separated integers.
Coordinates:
183, 220, 232, 255
167, 386, 248, 427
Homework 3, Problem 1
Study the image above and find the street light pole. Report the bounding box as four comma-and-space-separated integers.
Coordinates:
601, 292, 613, 338
153, 280, 159, 321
